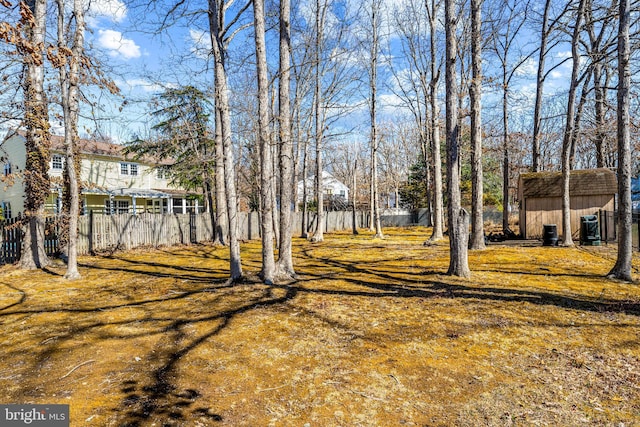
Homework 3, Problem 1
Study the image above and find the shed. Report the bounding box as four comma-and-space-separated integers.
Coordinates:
518, 168, 617, 240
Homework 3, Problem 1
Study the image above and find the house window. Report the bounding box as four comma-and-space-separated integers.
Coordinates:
1, 202, 11, 219
104, 199, 113, 215
173, 198, 184, 214
3, 162, 11, 176
121, 162, 138, 176
116, 200, 129, 214
52, 154, 63, 170
156, 168, 167, 179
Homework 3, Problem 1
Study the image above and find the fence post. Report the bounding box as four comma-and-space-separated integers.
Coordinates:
88, 210, 94, 255
189, 213, 197, 244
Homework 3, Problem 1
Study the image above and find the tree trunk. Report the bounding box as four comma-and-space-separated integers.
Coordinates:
469, 0, 485, 250
369, 0, 383, 239
593, 62, 607, 168
310, 0, 324, 243
608, 0, 633, 281
253, 0, 275, 283
560, 0, 586, 247
502, 77, 510, 233
209, 0, 242, 281
276, 0, 296, 279
428, 0, 444, 241
445, 0, 470, 278
532, 0, 552, 172
352, 157, 359, 235
214, 107, 227, 245
301, 140, 309, 238
20, 0, 50, 270
56, 0, 85, 279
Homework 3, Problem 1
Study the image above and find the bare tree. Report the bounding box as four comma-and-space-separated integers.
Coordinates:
560, 0, 587, 247
531, 0, 570, 172
487, 0, 533, 233
214, 105, 228, 245
54, 0, 86, 279
19, 0, 51, 270
366, 0, 384, 238
445, 0, 470, 278
531, 0, 553, 172
276, 0, 296, 278
310, 0, 326, 243
583, 0, 618, 168
469, 0, 485, 250
253, 0, 275, 283
328, 140, 366, 234
208, 0, 250, 282
608, 0, 633, 281
378, 121, 415, 210
427, 0, 444, 241
391, 0, 444, 240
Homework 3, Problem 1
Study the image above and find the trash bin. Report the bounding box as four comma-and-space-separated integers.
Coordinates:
580, 215, 600, 246
542, 224, 558, 246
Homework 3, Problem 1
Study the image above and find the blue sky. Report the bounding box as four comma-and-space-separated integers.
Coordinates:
76, 0, 579, 144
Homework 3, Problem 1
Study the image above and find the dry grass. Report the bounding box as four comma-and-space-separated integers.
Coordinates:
0, 227, 639, 427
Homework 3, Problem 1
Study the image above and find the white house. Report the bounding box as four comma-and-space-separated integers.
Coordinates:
296, 171, 349, 206
0, 131, 200, 218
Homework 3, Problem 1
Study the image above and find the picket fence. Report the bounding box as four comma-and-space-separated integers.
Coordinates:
77, 212, 213, 255
79, 210, 374, 254
1, 210, 382, 262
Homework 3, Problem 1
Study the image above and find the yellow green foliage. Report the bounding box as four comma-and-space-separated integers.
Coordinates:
0, 228, 638, 426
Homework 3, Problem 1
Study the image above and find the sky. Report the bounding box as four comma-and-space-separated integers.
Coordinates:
48, 0, 578, 144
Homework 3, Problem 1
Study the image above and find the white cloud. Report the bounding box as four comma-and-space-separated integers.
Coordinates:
550, 70, 564, 79
98, 29, 141, 59
189, 29, 212, 59
515, 57, 538, 77
123, 79, 162, 93
86, 0, 127, 23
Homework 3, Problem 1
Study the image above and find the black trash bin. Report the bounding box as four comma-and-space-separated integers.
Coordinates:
580, 215, 600, 246
542, 224, 558, 246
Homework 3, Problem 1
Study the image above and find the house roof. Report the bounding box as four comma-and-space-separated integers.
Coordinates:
50, 135, 173, 166
5, 130, 172, 166
519, 168, 617, 198
50, 134, 124, 158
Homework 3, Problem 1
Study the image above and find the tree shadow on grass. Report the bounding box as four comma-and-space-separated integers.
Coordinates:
78, 258, 228, 283
1, 243, 638, 426
114, 283, 298, 426
298, 248, 640, 317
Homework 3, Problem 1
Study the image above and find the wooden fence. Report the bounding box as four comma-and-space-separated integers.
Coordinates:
1, 210, 372, 262
1, 216, 59, 263
77, 212, 214, 255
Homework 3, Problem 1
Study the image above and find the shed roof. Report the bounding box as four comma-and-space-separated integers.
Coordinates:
519, 168, 617, 198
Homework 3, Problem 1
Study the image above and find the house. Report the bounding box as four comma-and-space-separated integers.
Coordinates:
296, 171, 349, 208
517, 168, 617, 239
0, 131, 201, 218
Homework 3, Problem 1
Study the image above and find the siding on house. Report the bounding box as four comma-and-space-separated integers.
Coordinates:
518, 168, 617, 239
296, 171, 349, 204
0, 131, 196, 217
0, 132, 28, 217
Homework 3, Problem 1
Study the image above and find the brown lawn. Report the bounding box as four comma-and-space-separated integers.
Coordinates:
0, 227, 639, 426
